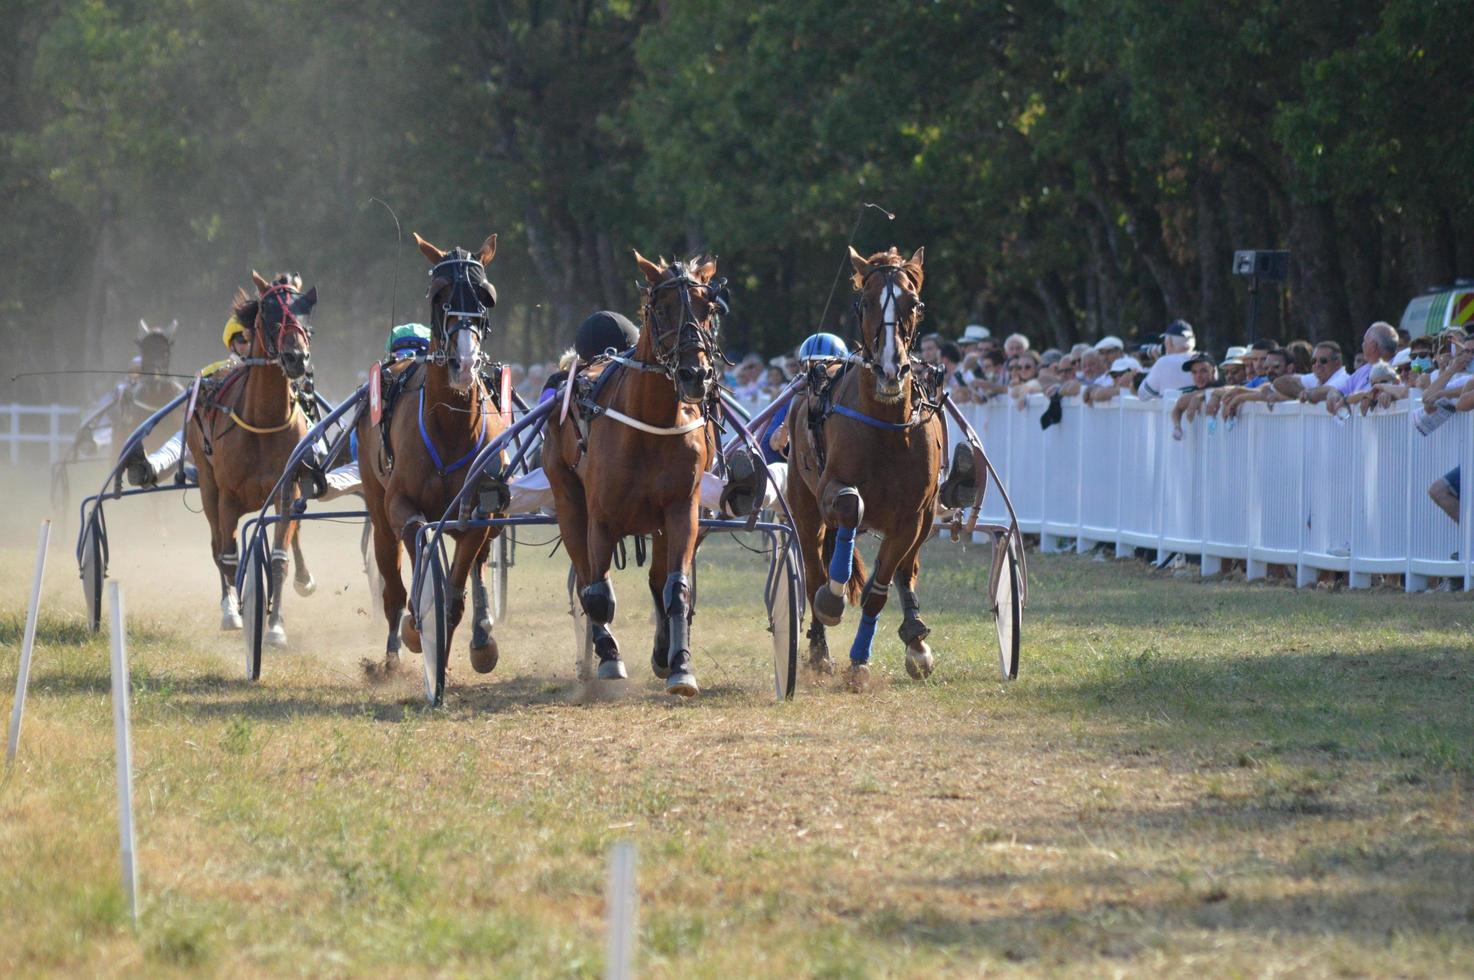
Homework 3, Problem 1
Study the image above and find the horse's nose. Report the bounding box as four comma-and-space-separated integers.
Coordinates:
280, 349, 309, 377
677, 365, 710, 386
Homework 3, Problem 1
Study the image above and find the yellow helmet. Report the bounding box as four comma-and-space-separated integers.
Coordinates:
222, 316, 248, 349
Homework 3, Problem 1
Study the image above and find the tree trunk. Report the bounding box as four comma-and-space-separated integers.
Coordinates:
1287, 198, 1353, 346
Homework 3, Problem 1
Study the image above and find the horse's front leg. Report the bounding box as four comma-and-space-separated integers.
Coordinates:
843, 519, 928, 692
265, 497, 302, 647
290, 510, 316, 596
460, 530, 499, 674
581, 517, 625, 680
659, 498, 702, 698
812, 483, 866, 629
894, 542, 933, 679
389, 498, 429, 655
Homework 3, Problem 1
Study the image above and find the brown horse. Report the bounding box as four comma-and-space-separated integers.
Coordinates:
786, 246, 945, 690
358, 233, 507, 676
186, 273, 318, 643
542, 253, 723, 696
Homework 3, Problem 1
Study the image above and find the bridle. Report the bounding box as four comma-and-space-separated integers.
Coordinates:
637, 265, 729, 387
254, 282, 312, 364
425, 253, 495, 370
852, 262, 924, 381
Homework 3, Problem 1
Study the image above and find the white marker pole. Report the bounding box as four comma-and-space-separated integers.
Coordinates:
605, 841, 638, 980
6, 520, 51, 765
108, 581, 138, 928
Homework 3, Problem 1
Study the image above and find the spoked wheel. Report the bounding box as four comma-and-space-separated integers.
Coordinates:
568, 565, 593, 681
241, 536, 269, 681
766, 540, 801, 700
491, 532, 509, 623
416, 547, 450, 706
79, 508, 107, 633
992, 532, 1023, 680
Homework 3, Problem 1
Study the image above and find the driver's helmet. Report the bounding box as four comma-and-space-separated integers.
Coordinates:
222, 316, 248, 350
386, 323, 432, 357
798, 332, 847, 362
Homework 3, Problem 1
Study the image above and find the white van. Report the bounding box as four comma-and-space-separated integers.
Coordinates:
1399, 281, 1474, 336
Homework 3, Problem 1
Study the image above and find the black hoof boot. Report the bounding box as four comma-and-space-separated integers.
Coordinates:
812, 585, 846, 627
593, 626, 623, 679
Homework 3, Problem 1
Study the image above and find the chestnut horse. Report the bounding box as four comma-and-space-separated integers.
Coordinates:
543, 253, 723, 697
786, 246, 945, 690
358, 233, 507, 676
186, 273, 318, 643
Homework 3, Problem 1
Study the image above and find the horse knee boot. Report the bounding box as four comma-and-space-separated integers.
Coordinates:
581, 579, 617, 625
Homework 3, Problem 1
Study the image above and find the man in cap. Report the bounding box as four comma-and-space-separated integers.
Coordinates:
1170, 352, 1219, 438
1082, 354, 1143, 405
1137, 319, 1198, 400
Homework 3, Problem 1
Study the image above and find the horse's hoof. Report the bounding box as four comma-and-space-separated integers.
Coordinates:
666, 670, 700, 698
650, 652, 672, 679
400, 617, 423, 654
904, 643, 935, 680
265, 622, 288, 648
807, 654, 835, 676
597, 659, 628, 681
293, 575, 317, 597
812, 586, 845, 627
469, 638, 499, 674
844, 662, 871, 693
221, 601, 243, 631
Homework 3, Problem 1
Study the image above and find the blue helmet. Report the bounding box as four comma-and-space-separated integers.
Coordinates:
798, 332, 847, 361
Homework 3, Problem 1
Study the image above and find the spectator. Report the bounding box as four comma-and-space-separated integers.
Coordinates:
919, 332, 943, 365
1297, 340, 1348, 393
1008, 350, 1044, 407
1004, 332, 1031, 358
957, 324, 990, 353
1094, 335, 1125, 360
761, 364, 788, 398
1303, 321, 1398, 413
1138, 319, 1198, 399
1220, 347, 1301, 417
939, 341, 966, 387
1037, 349, 1065, 386
1084, 355, 1143, 405
1171, 352, 1219, 438
1284, 339, 1314, 375
733, 353, 765, 400
1243, 338, 1281, 388
1219, 354, 1248, 387
1059, 347, 1112, 397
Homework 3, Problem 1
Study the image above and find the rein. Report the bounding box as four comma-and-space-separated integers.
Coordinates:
416, 386, 489, 477
229, 404, 301, 435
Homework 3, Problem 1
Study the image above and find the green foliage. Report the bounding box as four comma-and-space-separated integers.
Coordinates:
1, 0, 1468, 401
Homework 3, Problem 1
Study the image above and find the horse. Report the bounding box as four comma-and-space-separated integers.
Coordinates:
542, 252, 724, 697
185, 273, 319, 644
357, 233, 507, 678
786, 246, 945, 691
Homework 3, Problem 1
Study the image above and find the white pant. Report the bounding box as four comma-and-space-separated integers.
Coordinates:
145, 430, 186, 473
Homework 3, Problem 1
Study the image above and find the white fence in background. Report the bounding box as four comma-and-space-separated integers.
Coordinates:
951, 394, 1474, 592
0, 404, 82, 466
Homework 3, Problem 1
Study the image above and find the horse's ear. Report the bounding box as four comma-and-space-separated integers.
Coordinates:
413, 232, 445, 264
164, 319, 178, 339
904, 246, 925, 287
251, 270, 270, 295
694, 257, 718, 283
478, 234, 497, 266
293, 286, 319, 315
847, 245, 870, 278
633, 249, 664, 285
137, 319, 150, 341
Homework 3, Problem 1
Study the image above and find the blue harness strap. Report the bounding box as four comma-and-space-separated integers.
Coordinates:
849, 612, 880, 663
831, 403, 914, 431
417, 388, 488, 476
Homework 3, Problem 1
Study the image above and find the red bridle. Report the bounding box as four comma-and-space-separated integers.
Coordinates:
255, 283, 311, 358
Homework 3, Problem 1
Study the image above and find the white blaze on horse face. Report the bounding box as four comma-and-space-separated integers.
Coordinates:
879, 282, 902, 382
450, 324, 479, 391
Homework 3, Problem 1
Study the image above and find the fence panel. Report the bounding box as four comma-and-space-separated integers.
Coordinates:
1078, 401, 1123, 546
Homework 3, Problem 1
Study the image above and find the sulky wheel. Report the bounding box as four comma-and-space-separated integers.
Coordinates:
241, 536, 269, 681
768, 540, 800, 700
416, 548, 450, 706
79, 509, 107, 633
992, 532, 1022, 680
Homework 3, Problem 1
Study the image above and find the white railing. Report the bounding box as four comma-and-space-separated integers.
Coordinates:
0, 404, 83, 466
950, 395, 1474, 592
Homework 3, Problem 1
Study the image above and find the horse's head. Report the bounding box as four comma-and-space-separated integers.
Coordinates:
239, 271, 317, 379
848, 246, 926, 402
415, 232, 497, 393
634, 251, 726, 404
135, 318, 177, 375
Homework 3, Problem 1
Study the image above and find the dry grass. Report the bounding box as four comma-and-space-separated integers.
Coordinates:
0, 495, 1472, 976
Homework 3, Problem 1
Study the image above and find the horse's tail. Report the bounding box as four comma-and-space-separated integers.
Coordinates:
821, 527, 868, 606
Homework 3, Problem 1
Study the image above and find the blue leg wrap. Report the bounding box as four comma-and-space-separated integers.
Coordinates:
828, 526, 856, 590
849, 612, 879, 664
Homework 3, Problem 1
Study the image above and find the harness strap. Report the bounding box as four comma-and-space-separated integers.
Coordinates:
831, 403, 917, 431
417, 387, 489, 476
597, 406, 707, 436
228, 404, 300, 435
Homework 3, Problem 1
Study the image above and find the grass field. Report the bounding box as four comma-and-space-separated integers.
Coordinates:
1, 499, 1472, 977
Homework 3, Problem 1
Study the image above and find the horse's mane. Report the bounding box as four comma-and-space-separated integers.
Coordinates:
851, 247, 906, 290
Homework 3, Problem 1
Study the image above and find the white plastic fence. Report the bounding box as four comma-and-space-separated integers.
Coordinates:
950, 395, 1474, 592
0, 404, 82, 466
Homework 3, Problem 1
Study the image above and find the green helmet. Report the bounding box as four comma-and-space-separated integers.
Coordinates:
386, 323, 432, 355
